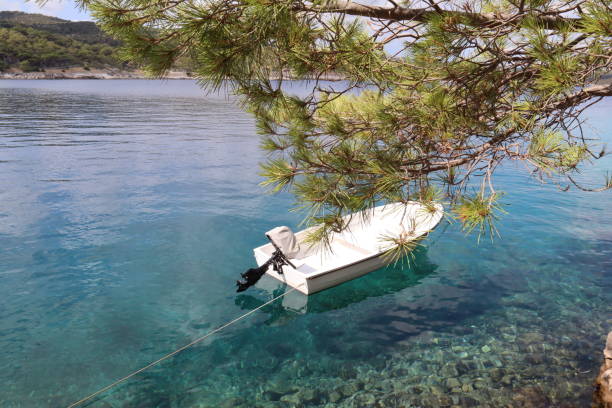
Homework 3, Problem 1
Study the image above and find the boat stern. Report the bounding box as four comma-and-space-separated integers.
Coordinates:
253, 245, 310, 294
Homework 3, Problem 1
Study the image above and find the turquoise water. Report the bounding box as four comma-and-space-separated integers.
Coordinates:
0, 80, 610, 408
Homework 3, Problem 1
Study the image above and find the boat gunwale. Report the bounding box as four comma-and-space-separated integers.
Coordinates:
304, 251, 384, 280
253, 202, 444, 282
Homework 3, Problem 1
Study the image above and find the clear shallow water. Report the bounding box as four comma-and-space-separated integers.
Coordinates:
0, 80, 610, 408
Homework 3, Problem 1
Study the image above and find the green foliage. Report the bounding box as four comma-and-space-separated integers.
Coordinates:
0, 13, 124, 71
18, 59, 38, 72
454, 193, 507, 243
528, 129, 588, 175
77, 0, 611, 246
259, 159, 296, 192
381, 235, 425, 266
580, 2, 612, 36
418, 186, 444, 216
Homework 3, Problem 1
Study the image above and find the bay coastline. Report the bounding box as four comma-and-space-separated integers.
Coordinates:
0, 68, 344, 81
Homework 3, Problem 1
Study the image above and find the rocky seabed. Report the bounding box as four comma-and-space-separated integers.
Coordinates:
93, 286, 609, 408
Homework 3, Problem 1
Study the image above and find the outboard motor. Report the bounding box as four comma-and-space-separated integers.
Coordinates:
236, 227, 298, 292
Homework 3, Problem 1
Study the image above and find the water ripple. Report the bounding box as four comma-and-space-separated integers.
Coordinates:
0, 80, 610, 408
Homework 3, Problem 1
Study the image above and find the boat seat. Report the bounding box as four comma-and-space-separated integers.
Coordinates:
332, 237, 372, 256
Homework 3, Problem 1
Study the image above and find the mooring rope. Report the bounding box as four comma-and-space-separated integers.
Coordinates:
67, 284, 302, 408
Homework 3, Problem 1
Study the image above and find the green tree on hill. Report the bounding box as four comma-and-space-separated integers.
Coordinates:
0, 12, 124, 71
80, 0, 611, 250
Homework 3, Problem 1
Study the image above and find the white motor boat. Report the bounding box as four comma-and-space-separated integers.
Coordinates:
246, 202, 443, 295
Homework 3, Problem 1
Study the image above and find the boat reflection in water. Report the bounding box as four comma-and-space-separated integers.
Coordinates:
234, 246, 438, 323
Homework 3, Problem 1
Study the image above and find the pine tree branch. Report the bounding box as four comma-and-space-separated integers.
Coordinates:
301, 1, 582, 30
551, 82, 612, 111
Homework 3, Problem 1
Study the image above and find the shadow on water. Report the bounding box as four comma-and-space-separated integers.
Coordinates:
234, 246, 439, 324
356, 262, 536, 347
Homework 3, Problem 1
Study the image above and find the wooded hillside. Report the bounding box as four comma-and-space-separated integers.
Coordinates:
0, 11, 124, 72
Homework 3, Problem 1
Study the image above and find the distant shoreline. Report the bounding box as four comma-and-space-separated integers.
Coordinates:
0, 70, 194, 80
0, 69, 344, 81
2, 70, 606, 84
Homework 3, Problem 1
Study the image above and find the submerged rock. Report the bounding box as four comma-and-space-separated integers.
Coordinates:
267, 380, 298, 396
262, 390, 282, 401
461, 383, 473, 392
445, 377, 461, 389
339, 382, 360, 397
512, 385, 551, 407
519, 331, 545, 345
296, 388, 319, 403
440, 363, 458, 377
279, 393, 301, 405
218, 397, 246, 408
328, 391, 342, 403
361, 393, 376, 405
594, 332, 612, 408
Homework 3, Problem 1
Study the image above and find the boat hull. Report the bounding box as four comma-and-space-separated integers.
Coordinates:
255, 250, 390, 295
253, 202, 443, 295
303, 253, 388, 294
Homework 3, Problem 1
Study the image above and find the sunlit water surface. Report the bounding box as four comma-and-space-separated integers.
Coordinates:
0, 80, 610, 408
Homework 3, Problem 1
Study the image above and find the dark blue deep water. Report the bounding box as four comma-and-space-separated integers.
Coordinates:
0, 80, 610, 408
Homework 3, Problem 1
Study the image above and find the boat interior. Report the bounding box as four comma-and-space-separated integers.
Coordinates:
256, 203, 441, 277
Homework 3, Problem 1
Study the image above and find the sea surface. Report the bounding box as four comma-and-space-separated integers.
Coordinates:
0, 80, 610, 408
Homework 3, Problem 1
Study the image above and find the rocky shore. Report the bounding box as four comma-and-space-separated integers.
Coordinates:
0, 69, 343, 81
2, 70, 603, 82
0, 69, 194, 80
595, 332, 612, 408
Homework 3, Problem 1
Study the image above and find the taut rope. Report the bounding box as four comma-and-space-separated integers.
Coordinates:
68, 285, 302, 408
